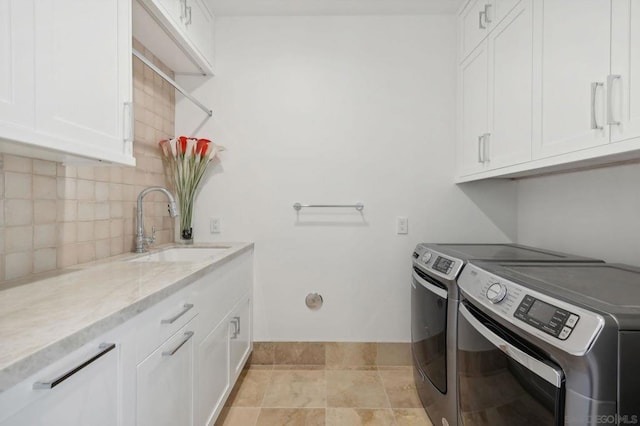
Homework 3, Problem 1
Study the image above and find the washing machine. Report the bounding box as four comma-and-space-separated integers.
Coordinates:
410, 243, 601, 426
456, 260, 640, 425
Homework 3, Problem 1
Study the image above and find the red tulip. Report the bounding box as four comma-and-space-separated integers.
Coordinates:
178, 136, 188, 154
196, 139, 210, 156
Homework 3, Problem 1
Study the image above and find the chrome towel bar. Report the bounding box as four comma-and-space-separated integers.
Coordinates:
293, 202, 364, 212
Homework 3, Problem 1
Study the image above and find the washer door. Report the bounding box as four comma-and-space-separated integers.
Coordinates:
411, 268, 448, 393
457, 301, 565, 425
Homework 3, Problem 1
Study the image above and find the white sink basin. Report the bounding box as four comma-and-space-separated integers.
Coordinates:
130, 247, 230, 263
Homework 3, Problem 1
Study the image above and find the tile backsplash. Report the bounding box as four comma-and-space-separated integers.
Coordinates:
0, 40, 176, 283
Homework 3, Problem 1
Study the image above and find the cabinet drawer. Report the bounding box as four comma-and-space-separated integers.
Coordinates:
193, 252, 253, 333
135, 286, 198, 361
136, 318, 196, 426
0, 323, 130, 426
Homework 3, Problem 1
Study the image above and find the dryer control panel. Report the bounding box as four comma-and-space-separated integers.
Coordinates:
515, 296, 580, 340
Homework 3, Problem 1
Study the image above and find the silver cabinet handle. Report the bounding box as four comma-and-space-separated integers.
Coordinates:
607, 74, 621, 126
161, 303, 194, 324
479, 10, 487, 29
477, 135, 484, 163
123, 102, 134, 143
591, 82, 604, 130
460, 304, 562, 387
162, 331, 194, 357
482, 133, 490, 162
33, 343, 116, 390
230, 316, 241, 339
484, 4, 492, 23
186, 5, 192, 25
179, 0, 187, 22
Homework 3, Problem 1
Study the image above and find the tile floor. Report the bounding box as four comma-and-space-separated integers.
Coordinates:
215, 365, 434, 426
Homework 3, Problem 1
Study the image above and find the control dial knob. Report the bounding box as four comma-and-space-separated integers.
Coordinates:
486, 282, 507, 304
421, 251, 432, 264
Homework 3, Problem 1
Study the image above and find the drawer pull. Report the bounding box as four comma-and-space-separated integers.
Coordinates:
33, 343, 116, 390
161, 303, 194, 324
162, 331, 194, 357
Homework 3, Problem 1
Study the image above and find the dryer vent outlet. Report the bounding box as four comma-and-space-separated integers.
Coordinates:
305, 293, 323, 310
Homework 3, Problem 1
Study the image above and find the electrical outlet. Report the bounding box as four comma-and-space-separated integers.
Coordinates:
397, 217, 408, 235
210, 218, 221, 233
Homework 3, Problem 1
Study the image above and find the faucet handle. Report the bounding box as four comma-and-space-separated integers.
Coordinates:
150, 226, 157, 243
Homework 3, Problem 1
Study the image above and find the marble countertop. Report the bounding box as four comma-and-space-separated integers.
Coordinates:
0, 242, 253, 393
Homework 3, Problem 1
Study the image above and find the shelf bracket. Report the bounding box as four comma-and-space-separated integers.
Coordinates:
132, 48, 213, 117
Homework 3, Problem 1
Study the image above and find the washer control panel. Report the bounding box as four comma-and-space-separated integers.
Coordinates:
458, 263, 605, 356
515, 295, 579, 340
486, 282, 507, 303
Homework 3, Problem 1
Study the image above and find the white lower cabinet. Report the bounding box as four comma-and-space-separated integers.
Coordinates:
0, 322, 135, 426
196, 318, 230, 426
229, 296, 252, 382
195, 294, 253, 426
0, 249, 254, 426
137, 319, 197, 426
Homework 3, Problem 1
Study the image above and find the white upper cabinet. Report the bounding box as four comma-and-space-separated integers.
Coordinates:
459, 0, 521, 61
457, 0, 532, 176
533, 0, 611, 159
0, 0, 34, 131
458, 43, 489, 176
0, 0, 134, 166
134, 0, 215, 75
610, 0, 640, 144
34, 0, 134, 163
456, 0, 640, 181
486, 0, 532, 169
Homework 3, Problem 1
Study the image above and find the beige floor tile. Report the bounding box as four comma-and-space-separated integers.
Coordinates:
326, 342, 377, 369
226, 369, 273, 407
215, 407, 260, 426
263, 370, 327, 408
392, 409, 434, 426
274, 342, 326, 365
326, 370, 390, 408
326, 408, 397, 426
378, 367, 423, 408
376, 343, 411, 367
256, 408, 325, 426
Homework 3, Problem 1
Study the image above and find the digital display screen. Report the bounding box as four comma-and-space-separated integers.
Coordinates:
433, 256, 453, 273
527, 299, 557, 324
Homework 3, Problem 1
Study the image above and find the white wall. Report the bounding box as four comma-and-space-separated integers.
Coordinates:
176, 15, 517, 342
517, 163, 640, 266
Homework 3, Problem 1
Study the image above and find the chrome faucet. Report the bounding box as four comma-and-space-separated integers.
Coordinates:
135, 186, 179, 253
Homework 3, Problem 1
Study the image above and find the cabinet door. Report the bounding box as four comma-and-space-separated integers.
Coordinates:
0, 344, 119, 426
229, 296, 252, 381
486, 0, 532, 169
533, 0, 611, 159
459, 0, 492, 61
196, 320, 230, 426
458, 42, 489, 176
33, 0, 132, 159
0, 0, 34, 130
611, 0, 640, 143
137, 321, 196, 426
184, 0, 215, 69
